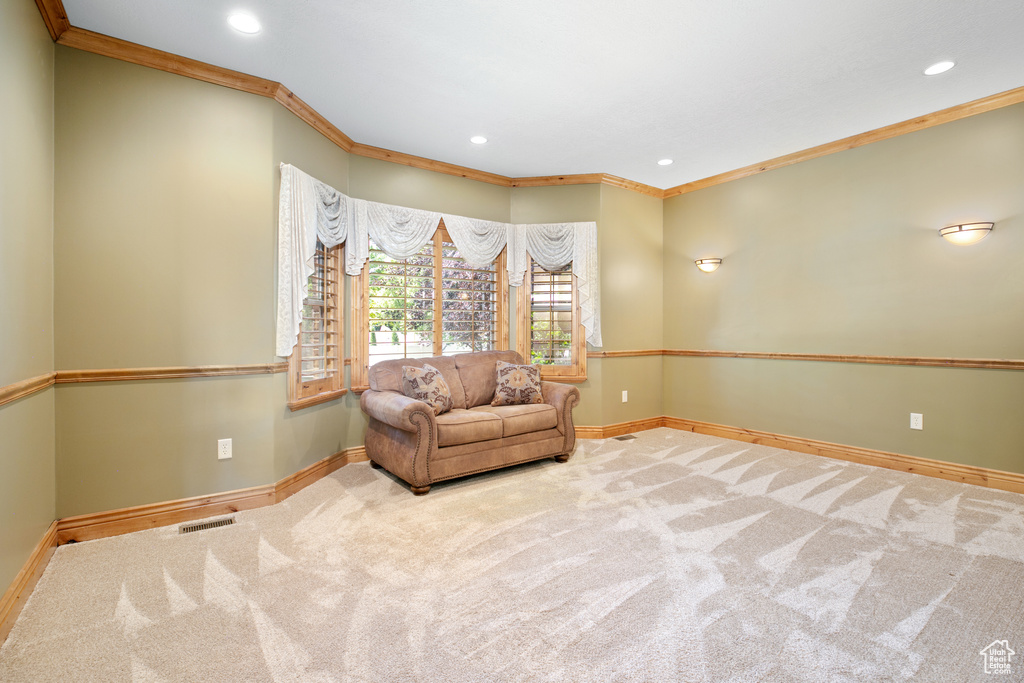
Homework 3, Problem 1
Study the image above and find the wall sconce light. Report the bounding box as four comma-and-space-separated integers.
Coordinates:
695, 258, 722, 273
939, 222, 993, 245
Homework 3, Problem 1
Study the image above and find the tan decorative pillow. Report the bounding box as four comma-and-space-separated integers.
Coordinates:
401, 364, 454, 415
491, 361, 544, 406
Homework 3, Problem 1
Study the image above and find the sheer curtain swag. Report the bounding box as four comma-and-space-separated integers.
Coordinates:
277, 163, 602, 357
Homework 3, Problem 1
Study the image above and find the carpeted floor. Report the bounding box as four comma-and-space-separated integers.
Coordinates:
2, 428, 1023, 681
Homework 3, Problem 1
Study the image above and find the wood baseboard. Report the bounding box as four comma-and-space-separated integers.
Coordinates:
55, 485, 277, 545
0, 522, 58, 644
576, 417, 665, 439
579, 416, 1024, 495
55, 444, 370, 545
275, 446, 367, 501
1, 444, 370, 644
663, 417, 1024, 495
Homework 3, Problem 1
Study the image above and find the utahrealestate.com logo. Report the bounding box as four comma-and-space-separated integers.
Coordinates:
980, 640, 1015, 675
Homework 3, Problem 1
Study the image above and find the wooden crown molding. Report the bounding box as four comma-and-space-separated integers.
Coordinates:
35, 1, 1024, 200
275, 84, 355, 151
0, 372, 56, 408
57, 27, 279, 98
509, 173, 664, 199
351, 143, 510, 187
587, 348, 1024, 371
55, 28, 357, 153
33, 0, 69, 41
663, 84, 1024, 198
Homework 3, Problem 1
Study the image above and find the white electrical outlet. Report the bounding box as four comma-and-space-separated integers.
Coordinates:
218, 438, 232, 460
910, 413, 923, 431
622, 390, 628, 403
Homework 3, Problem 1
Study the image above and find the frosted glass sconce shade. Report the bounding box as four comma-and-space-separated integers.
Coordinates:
939, 222, 993, 245
695, 258, 722, 272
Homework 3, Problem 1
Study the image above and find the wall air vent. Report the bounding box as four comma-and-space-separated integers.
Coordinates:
179, 517, 236, 534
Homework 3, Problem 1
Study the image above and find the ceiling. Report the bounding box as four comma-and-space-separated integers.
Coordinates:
61, 0, 1024, 190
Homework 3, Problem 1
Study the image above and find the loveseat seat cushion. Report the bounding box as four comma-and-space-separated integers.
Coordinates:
435, 409, 503, 446
368, 355, 467, 410
455, 350, 523, 407
470, 404, 558, 438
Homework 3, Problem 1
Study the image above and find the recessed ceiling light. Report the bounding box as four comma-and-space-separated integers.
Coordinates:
228, 13, 261, 34
658, 159, 673, 166
470, 136, 487, 144
924, 61, 955, 76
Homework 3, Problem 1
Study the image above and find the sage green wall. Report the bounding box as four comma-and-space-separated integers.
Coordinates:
597, 185, 663, 426
663, 103, 1024, 473
53, 48, 364, 515
0, 0, 56, 593
506, 184, 664, 427
349, 156, 511, 222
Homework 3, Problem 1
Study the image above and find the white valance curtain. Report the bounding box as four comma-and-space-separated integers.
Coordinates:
277, 163, 602, 357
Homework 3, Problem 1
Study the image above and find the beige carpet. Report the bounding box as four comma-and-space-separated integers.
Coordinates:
2, 428, 1023, 682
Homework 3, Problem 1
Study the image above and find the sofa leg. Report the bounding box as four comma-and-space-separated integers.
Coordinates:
554, 454, 570, 463
411, 485, 431, 496
370, 460, 383, 469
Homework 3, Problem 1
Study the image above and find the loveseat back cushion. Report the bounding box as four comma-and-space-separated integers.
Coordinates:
435, 409, 503, 447
455, 350, 523, 408
368, 355, 467, 409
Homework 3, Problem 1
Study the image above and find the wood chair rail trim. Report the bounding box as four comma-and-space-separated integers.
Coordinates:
0, 373, 56, 408
586, 349, 1024, 370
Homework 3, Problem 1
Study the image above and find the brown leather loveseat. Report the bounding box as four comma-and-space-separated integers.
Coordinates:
359, 350, 580, 494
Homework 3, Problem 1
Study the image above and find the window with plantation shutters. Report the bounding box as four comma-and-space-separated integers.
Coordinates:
439, 234, 503, 355
352, 221, 508, 389
287, 240, 345, 410
516, 258, 587, 382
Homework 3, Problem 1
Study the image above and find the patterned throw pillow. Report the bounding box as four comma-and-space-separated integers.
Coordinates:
491, 361, 544, 406
401, 364, 454, 416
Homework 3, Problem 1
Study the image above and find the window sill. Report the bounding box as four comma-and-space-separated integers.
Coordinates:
288, 388, 347, 411
539, 373, 587, 384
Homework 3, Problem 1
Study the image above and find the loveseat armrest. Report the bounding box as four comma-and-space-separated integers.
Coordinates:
541, 381, 580, 439
360, 389, 436, 433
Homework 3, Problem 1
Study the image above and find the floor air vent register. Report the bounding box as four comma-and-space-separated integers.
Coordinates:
178, 517, 236, 534
613, 434, 638, 441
